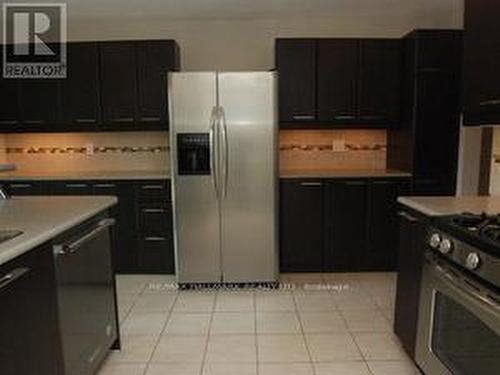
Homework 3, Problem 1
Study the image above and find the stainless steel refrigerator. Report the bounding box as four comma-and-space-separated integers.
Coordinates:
168, 72, 278, 284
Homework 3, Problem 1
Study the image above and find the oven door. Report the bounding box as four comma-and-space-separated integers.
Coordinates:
416, 254, 500, 375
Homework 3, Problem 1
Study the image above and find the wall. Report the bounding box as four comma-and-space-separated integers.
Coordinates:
66, 1, 464, 70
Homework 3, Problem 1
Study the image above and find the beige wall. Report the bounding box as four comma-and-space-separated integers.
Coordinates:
67, 2, 464, 70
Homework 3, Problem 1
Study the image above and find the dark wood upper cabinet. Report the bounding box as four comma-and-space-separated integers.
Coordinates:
359, 39, 402, 125
137, 40, 179, 128
317, 39, 359, 122
275, 39, 317, 124
463, 0, 500, 126
100, 42, 139, 128
61, 42, 100, 128
279, 180, 324, 272
18, 79, 61, 130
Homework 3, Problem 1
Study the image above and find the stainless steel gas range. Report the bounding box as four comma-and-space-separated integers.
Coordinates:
416, 213, 500, 375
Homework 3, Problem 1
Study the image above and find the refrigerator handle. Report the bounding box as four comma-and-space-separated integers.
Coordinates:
209, 106, 219, 199
219, 106, 229, 199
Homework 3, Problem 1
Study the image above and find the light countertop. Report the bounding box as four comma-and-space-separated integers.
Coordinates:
0, 170, 169, 181
398, 196, 500, 216
280, 168, 412, 179
0, 196, 117, 266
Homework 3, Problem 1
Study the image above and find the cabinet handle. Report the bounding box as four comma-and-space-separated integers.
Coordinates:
24, 120, 44, 124
373, 181, 394, 185
144, 236, 167, 241
0, 268, 30, 291
10, 183, 31, 188
141, 185, 164, 190
480, 99, 500, 107
65, 183, 88, 188
93, 183, 116, 188
299, 182, 322, 187
142, 208, 166, 213
360, 115, 383, 120
75, 118, 97, 124
111, 117, 134, 123
140, 116, 161, 122
292, 114, 315, 120
0, 120, 16, 125
334, 115, 356, 120
397, 211, 418, 222
343, 181, 366, 186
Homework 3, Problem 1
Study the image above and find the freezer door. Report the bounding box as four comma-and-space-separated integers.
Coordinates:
218, 72, 279, 283
169, 72, 222, 283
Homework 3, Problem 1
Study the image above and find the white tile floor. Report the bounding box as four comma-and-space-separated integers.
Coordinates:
99, 273, 421, 375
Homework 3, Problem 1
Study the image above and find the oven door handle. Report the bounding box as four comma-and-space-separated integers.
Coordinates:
432, 263, 500, 313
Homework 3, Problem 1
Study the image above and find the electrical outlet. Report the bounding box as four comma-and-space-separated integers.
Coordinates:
332, 139, 346, 152
85, 142, 94, 156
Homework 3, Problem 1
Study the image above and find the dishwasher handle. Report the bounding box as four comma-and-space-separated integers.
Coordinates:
54, 218, 116, 256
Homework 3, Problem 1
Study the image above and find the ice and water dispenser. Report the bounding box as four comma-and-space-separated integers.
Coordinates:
177, 133, 210, 175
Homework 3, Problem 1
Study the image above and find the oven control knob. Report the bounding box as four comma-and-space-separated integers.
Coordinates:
429, 233, 442, 249
439, 239, 453, 254
465, 253, 481, 270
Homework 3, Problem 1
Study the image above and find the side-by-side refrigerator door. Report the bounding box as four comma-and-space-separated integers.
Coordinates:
169, 72, 221, 283
218, 72, 279, 283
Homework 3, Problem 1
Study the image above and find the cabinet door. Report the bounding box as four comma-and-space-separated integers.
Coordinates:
18, 79, 61, 130
317, 39, 359, 123
325, 180, 367, 271
280, 180, 324, 272
137, 40, 178, 128
394, 209, 425, 358
463, 0, 500, 125
61, 42, 100, 128
276, 39, 317, 124
0, 245, 64, 375
367, 180, 408, 270
0, 57, 21, 130
100, 42, 138, 128
359, 40, 401, 126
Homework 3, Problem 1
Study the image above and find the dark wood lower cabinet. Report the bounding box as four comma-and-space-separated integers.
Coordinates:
280, 177, 410, 272
280, 180, 324, 272
325, 180, 368, 271
0, 245, 64, 375
394, 208, 426, 358
0, 179, 175, 274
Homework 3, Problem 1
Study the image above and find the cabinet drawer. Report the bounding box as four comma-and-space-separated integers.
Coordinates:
136, 181, 170, 202
138, 205, 172, 234
50, 181, 92, 195
138, 236, 174, 274
6, 181, 49, 195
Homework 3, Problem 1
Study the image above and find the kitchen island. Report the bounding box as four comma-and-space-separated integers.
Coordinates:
0, 196, 120, 375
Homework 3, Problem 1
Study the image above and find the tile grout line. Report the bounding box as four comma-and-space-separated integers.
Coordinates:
253, 290, 259, 375
199, 290, 217, 375
293, 279, 318, 375
140, 284, 180, 375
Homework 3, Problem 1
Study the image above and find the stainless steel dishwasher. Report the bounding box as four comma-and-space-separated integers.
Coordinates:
53, 216, 119, 375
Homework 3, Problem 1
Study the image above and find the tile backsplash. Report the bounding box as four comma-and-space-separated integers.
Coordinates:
0, 132, 169, 172
280, 129, 387, 171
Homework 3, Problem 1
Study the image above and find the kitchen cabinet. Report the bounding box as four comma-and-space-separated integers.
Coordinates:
100, 42, 139, 128
0, 244, 64, 375
317, 39, 359, 123
276, 38, 401, 129
279, 179, 324, 272
137, 40, 179, 128
0, 39, 180, 133
367, 179, 410, 270
61, 43, 101, 129
463, 0, 500, 126
359, 39, 401, 124
394, 207, 426, 358
275, 39, 317, 125
387, 30, 462, 195
325, 179, 368, 271
0, 178, 174, 274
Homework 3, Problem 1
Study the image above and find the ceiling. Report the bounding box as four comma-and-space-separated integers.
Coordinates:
8, 0, 461, 21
